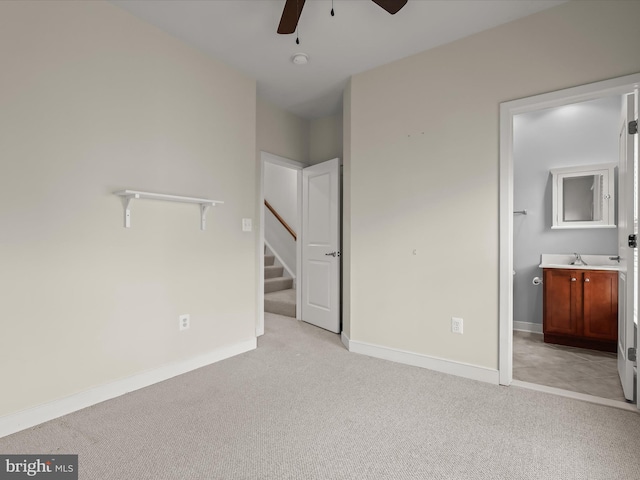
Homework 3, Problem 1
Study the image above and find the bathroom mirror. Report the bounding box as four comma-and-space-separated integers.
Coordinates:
550, 163, 616, 229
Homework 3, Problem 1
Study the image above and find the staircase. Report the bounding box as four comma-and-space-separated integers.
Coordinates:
264, 253, 296, 318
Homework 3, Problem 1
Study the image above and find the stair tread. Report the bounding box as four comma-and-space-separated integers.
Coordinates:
263, 249, 293, 309
264, 265, 284, 279
264, 288, 296, 317
265, 276, 292, 282
264, 288, 296, 302
264, 276, 293, 293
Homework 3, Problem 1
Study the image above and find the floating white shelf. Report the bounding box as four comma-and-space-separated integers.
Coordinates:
114, 190, 224, 230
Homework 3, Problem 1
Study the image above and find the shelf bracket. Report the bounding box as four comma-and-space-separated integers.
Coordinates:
200, 203, 215, 231
120, 193, 140, 228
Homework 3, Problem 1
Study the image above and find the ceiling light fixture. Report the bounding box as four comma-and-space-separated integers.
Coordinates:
291, 53, 309, 65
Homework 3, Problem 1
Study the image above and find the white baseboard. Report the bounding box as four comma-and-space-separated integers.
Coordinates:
341, 331, 350, 350
347, 339, 499, 385
513, 321, 543, 334
0, 338, 257, 438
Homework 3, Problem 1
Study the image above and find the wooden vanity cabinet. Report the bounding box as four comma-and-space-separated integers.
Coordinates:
542, 268, 617, 352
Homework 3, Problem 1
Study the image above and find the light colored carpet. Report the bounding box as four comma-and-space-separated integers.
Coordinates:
2, 313, 640, 479
264, 288, 296, 317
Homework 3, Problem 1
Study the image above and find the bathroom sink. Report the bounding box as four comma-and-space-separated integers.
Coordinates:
539, 254, 622, 271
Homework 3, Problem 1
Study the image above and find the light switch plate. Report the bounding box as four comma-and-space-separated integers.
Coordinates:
451, 317, 463, 334
242, 218, 252, 232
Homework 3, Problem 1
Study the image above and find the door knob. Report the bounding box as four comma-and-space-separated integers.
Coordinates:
571, 278, 576, 282
324, 251, 340, 257
585, 278, 590, 283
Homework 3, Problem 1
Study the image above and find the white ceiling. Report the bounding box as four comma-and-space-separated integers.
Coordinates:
111, 0, 566, 119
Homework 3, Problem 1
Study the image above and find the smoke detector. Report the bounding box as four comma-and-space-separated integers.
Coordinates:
291, 53, 309, 65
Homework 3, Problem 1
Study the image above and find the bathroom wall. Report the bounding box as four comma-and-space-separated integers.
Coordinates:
513, 96, 621, 329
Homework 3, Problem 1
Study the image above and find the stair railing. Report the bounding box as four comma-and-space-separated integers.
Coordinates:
264, 200, 297, 241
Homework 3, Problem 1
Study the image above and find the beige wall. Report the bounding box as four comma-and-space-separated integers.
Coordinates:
256, 98, 343, 167
345, 0, 640, 369
342, 81, 352, 339
257, 98, 309, 164
0, 1, 257, 416
310, 114, 343, 165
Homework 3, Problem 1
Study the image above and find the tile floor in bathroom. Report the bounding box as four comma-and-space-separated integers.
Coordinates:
513, 330, 627, 402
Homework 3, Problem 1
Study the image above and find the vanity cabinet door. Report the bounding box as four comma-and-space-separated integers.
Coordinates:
582, 271, 618, 341
543, 269, 581, 336
543, 268, 617, 352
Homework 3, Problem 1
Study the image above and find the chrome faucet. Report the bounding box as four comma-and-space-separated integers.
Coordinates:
571, 253, 587, 266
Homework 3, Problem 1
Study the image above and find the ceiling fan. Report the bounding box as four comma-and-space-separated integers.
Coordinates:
277, 0, 408, 35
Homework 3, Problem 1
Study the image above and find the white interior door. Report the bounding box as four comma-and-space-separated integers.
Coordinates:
617, 91, 638, 402
635, 89, 639, 407
301, 158, 341, 333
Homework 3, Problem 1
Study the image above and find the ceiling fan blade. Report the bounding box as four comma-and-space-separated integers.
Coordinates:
278, 0, 306, 34
371, 0, 408, 15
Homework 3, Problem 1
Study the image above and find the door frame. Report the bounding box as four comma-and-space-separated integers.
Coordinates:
258, 151, 305, 336
498, 73, 640, 387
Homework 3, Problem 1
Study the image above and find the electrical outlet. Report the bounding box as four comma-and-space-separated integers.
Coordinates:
451, 317, 463, 334
179, 314, 190, 331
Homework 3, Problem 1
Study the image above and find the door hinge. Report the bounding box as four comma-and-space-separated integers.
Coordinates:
629, 347, 637, 362
630, 120, 638, 135
629, 234, 638, 248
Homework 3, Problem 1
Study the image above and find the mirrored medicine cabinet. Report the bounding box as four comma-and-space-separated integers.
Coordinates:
550, 163, 616, 229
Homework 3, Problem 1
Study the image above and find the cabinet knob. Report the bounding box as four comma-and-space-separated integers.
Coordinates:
585, 278, 590, 283
571, 278, 576, 282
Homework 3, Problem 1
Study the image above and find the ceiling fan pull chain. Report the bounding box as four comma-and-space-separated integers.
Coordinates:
295, 0, 300, 44
296, 0, 300, 44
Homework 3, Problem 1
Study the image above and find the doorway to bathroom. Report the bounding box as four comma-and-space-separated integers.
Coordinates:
498, 73, 639, 410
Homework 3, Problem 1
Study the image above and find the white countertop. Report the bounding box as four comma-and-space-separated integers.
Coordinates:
539, 254, 622, 271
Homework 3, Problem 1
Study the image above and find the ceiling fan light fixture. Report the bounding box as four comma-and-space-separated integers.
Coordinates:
291, 53, 309, 65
